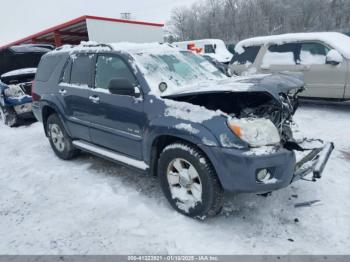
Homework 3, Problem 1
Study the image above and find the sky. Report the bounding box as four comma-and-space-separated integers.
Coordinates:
0, 0, 198, 46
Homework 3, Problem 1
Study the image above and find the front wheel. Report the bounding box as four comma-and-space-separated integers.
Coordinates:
47, 114, 79, 160
158, 143, 224, 218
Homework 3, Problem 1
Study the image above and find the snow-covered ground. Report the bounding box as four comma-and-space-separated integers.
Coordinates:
0, 100, 349, 255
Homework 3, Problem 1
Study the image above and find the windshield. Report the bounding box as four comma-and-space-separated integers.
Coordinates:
132, 50, 227, 95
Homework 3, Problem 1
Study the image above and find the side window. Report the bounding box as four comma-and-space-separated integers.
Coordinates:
61, 59, 72, 83
263, 43, 301, 66
204, 44, 215, 54
300, 42, 330, 65
232, 46, 260, 65
95, 55, 137, 90
70, 54, 93, 86
36, 54, 62, 82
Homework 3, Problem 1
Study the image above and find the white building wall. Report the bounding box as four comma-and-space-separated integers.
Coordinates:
86, 19, 164, 43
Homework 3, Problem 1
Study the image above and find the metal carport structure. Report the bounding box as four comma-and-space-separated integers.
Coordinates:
0, 15, 164, 49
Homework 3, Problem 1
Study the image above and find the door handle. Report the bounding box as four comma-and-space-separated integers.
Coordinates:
89, 95, 100, 104
59, 89, 67, 96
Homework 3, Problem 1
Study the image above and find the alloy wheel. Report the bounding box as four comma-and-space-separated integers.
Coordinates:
166, 158, 202, 210
49, 124, 65, 152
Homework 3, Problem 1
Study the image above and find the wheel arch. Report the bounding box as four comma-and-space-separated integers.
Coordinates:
148, 134, 221, 186
41, 103, 71, 137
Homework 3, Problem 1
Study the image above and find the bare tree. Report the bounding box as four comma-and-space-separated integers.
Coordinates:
168, 0, 350, 44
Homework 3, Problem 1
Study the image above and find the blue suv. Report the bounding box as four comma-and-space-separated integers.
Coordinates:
32, 43, 333, 218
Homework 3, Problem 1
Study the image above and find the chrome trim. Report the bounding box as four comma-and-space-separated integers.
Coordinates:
72, 140, 148, 170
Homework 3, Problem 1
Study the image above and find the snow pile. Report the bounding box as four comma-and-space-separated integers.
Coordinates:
164, 99, 225, 123
175, 123, 199, 134
235, 32, 350, 59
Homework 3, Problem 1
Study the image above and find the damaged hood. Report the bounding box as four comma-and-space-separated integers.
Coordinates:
162, 72, 304, 101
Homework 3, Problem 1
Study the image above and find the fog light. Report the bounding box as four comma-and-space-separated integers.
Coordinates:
256, 169, 272, 183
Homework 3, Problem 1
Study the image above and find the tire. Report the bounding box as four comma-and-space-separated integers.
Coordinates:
46, 113, 79, 160
158, 143, 224, 218
0, 106, 17, 127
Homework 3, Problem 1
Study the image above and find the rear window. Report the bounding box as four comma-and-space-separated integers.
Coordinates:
70, 54, 94, 86
231, 46, 260, 65
36, 54, 62, 82
60, 59, 72, 83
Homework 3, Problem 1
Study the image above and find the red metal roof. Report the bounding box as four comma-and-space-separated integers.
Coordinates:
0, 15, 164, 49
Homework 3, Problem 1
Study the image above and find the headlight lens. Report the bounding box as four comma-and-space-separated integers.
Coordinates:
227, 117, 280, 147
4, 85, 25, 98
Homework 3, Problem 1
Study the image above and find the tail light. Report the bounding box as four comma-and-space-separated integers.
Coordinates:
30, 81, 41, 101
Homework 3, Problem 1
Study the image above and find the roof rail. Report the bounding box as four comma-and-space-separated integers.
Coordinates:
55, 44, 75, 51
80, 43, 113, 50
54, 43, 113, 52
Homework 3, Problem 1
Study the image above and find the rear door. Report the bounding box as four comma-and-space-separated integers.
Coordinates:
88, 53, 146, 159
58, 53, 95, 141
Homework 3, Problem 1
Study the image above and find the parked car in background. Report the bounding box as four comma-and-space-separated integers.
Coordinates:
32, 42, 333, 218
229, 32, 350, 100
0, 44, 53, 126
0, 69, 37, 126
173, 39, 233, 64
0, 44, 54, 76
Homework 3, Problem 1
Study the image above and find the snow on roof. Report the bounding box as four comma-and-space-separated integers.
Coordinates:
110, 42, 179, 54
1, 68, 37, 78
235, 32, 350, 59
52, 41, 178, 54
175, 39, 226, 44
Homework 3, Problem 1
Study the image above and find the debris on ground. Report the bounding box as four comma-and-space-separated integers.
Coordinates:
294, 200, 322, 208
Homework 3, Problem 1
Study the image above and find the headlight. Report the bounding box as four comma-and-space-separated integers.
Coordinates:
227, 117, 280, 147
4, 85, 25, 98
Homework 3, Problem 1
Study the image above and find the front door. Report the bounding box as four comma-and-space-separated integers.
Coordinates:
298, 42, 346, 99
88, 54, 146, 159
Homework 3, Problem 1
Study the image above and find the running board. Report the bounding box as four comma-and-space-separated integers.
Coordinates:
72, 140, 149, 170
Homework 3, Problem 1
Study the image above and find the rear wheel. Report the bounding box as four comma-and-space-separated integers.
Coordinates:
47, 114, 79, 160
0, 106, 17, 127
158, 143, 224, 218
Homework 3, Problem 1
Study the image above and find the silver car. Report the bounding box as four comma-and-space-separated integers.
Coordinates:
229, 32, 350, 100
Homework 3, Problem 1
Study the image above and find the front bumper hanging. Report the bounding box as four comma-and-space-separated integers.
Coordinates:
292, 139, 334, 182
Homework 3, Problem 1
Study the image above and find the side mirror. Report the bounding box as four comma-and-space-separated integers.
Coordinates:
108, 78, 137, 97
326, 49, 343, 65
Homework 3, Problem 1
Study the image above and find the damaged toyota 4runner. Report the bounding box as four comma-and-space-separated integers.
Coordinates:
32, 43, 334, 218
